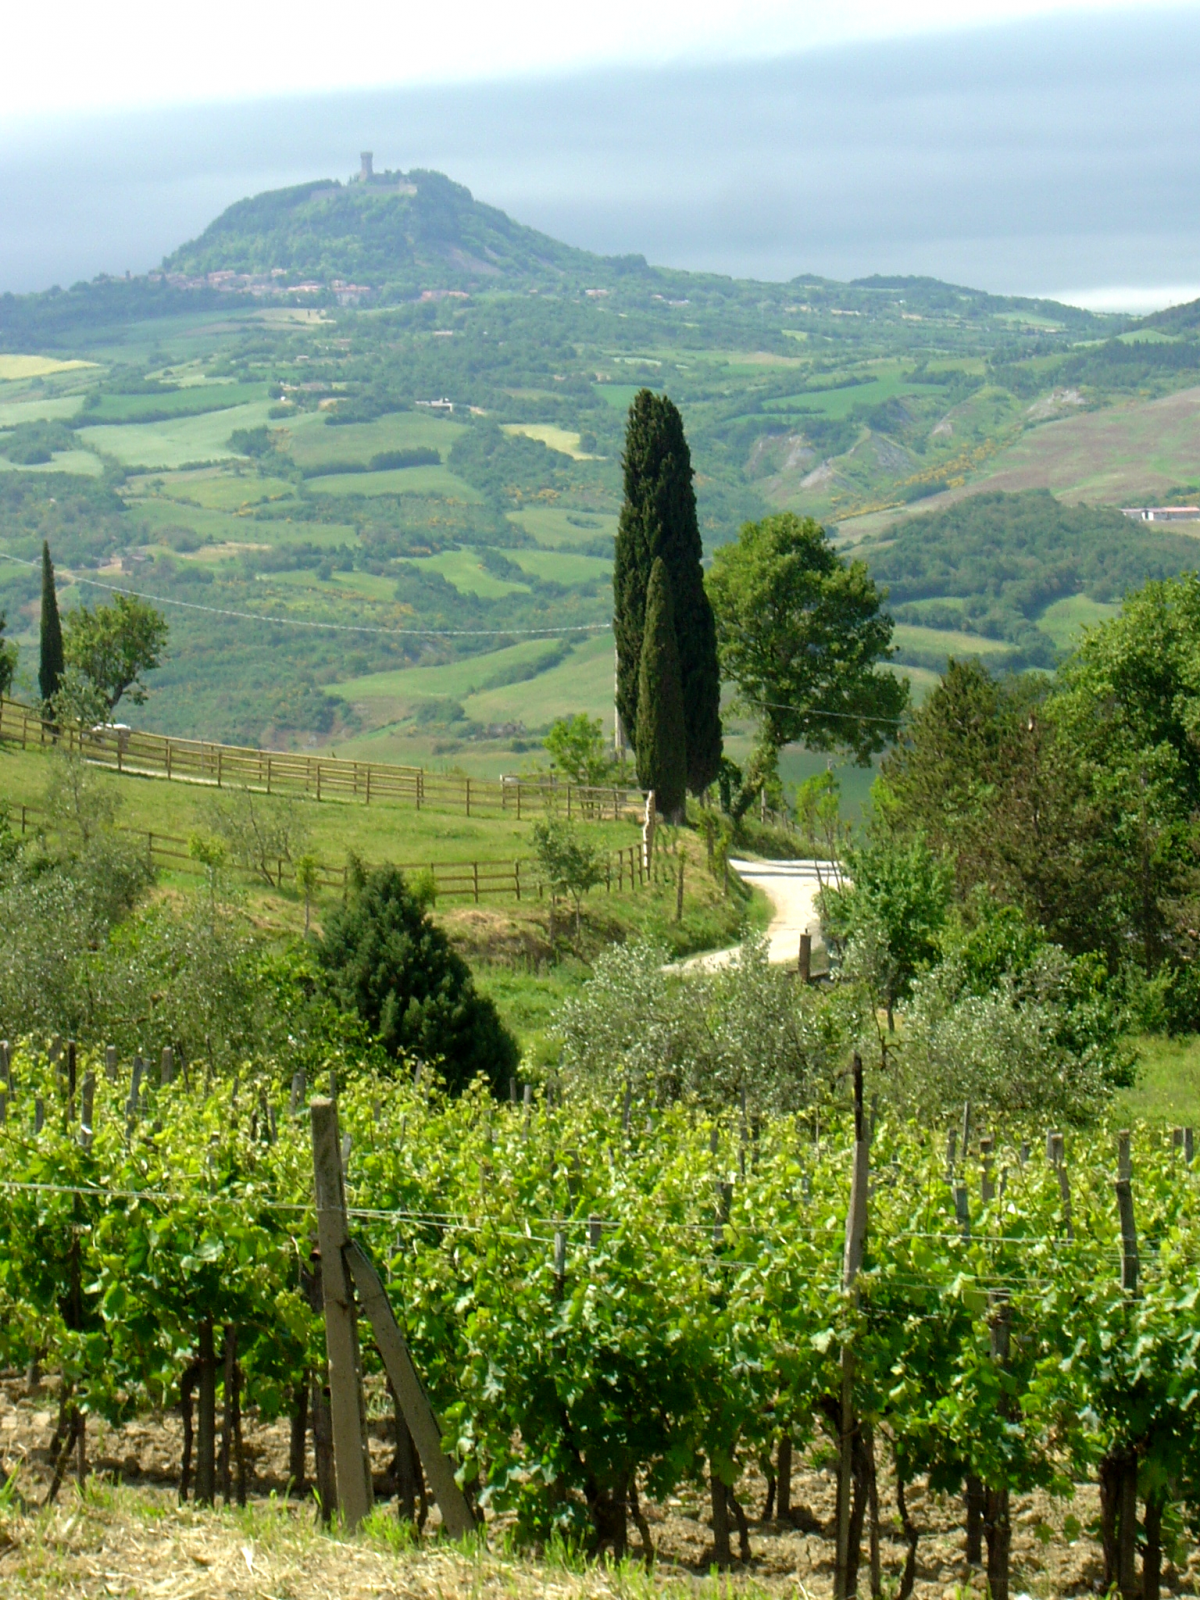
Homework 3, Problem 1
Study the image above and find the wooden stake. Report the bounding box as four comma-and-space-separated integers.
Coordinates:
310, 1097, 374, 1530
344, 1239, 476, 1539
104, 1045, 117, 1082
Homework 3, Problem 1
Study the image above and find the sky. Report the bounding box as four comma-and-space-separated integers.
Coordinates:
3, 2, 1200, 305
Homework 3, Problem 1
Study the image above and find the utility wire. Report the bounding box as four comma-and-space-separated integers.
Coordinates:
0, 552, 611, 639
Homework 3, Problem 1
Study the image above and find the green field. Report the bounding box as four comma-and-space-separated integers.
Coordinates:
78, 400, 278, 469
335, 636, 566, 698
891, 622, 1014, 659
0, 394, 86, 426
506, 548, 611, 584
406, 549, 529, 597
501, 422, 596, 459
506, 505, 618, 549
463, 631, 613, 726
763, 372, 927, 420
1037, 593, 1121, 648
305, 465, 481, 499
148, 469, 300, 511
282, 411, 463, 468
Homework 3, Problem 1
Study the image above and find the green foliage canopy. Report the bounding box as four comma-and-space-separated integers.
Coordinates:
63, 592, 169, 713
634, 557, 687, 821
707, 512, 908, 776
317, 863, 518, 1093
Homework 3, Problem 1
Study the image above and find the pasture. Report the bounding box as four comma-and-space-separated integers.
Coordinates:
77, 399, 278, 469
500, 422, 597, 459
406, 548, 530, 597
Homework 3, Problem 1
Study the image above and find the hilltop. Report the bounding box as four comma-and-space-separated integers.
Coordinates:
161, 167, 608, 294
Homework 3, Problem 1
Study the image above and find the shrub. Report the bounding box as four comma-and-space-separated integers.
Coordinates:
317, 864, 518, 1093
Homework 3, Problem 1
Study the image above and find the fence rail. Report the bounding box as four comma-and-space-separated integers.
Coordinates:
0, 698, 647, 823
4, 803, 650, 905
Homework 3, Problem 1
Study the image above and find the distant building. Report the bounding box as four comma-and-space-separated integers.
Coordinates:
1122, 506, 1200, 522
416, 397, 455, 413
360, 152, 373, 181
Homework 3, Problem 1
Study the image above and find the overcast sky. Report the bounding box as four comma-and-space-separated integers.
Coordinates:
3, 4, 1199, 306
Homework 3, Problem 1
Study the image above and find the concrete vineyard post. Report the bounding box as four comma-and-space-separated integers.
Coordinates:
310, 1097, 374, 1529
105, 1045, 117, 1082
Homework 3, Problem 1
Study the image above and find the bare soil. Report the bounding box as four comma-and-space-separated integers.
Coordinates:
4, 1375, 1199, 1598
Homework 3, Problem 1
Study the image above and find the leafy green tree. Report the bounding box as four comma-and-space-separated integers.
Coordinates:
614, 390, 721, 793
820, 815, 952, 1029
63, 592, 169, 714
317, 863, 518, 1093
0, 611, 16, 699
531, 819, 605, 938
634, 558, 687, 821
543, 713, 615, 786
39, 540, 64, 707
707, 513, 908, 812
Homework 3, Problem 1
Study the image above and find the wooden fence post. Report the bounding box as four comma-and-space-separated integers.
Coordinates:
835, 1053, 869, 1600
310, 1097, 374, 1529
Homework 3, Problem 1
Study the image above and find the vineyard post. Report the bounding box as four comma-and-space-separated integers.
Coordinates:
960, 1102, 972, 1156
310, 1096, 374, 1530
835, 1052, 869, 1600
984, 1294, 1013, 1600
1113, 1131, 1140, 1599
945, 1128, 957, 1182
1, 1038, 10, 1091
105, 1045, 117, 1082
344, 1240, 477, 1539
80, 1073, 95, 1150
980, 1136, 995, 1203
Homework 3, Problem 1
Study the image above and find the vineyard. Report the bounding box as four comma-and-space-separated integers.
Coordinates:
1, 1037, 1198, 1598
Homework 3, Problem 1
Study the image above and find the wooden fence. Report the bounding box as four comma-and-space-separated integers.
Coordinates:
0, 698, 647, 823
5, 803, 649, 904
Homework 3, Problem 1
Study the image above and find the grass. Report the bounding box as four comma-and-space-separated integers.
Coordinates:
506, 549, 611, 585
500, 423, 598, 459
146, 468, 300, 511
0, 355, 96, 380
282, 410, 464, 468
0, 395, 86, 426
891, 623, 1014, 659
763, 373, 927, 421
505, 505, 618, 549
0, 1479, 787, 1600
78, 400, 278, 469
132, 497, 354, 550
1037, 593, 1121, 649
408, 549, 530, 598
462, 633, 613, 726
961, 384, 1200, 505
266, 568, 399, 601
1120, 1034, 1200, 1125
334, 638, 564, 705
306, 465, 482, 500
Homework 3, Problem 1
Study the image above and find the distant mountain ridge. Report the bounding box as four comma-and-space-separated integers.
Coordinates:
162, 168, 646, 295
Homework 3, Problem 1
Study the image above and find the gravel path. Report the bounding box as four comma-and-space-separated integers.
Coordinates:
677, 857, 838, 973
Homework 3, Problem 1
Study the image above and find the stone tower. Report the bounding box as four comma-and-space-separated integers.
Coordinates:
360, 152, 373, 181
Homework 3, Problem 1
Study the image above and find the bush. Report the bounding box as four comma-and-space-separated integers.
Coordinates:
317, 864, 518, 1093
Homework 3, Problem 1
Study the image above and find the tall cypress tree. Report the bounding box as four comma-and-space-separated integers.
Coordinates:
613, 390, 722, 795
635, 557, 687, 822
38, 540, 64, 707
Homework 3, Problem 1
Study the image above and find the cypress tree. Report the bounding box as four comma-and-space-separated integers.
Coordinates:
613, 390, 722, 794
635, 557, 687, 822
38, 540, 64, 707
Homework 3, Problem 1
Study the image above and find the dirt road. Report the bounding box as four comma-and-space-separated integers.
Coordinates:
678, 857, 837, 972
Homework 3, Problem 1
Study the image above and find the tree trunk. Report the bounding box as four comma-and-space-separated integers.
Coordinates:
179, 1361, 200, 1502
985, 1485, 1011, 1600
1100, 1453, 1121, 1593
287, 1382, 308, 1498
965, 1476, 984, 1565
867, 1429, 882, 1600
1144, 1488, 1165, 1600
896, 1471, 921, 1600
195, 1319, 217, 1506
1118, 1454, 1139, 1600
710, 1469, 732, 1569
777, 1434, 792, 1521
